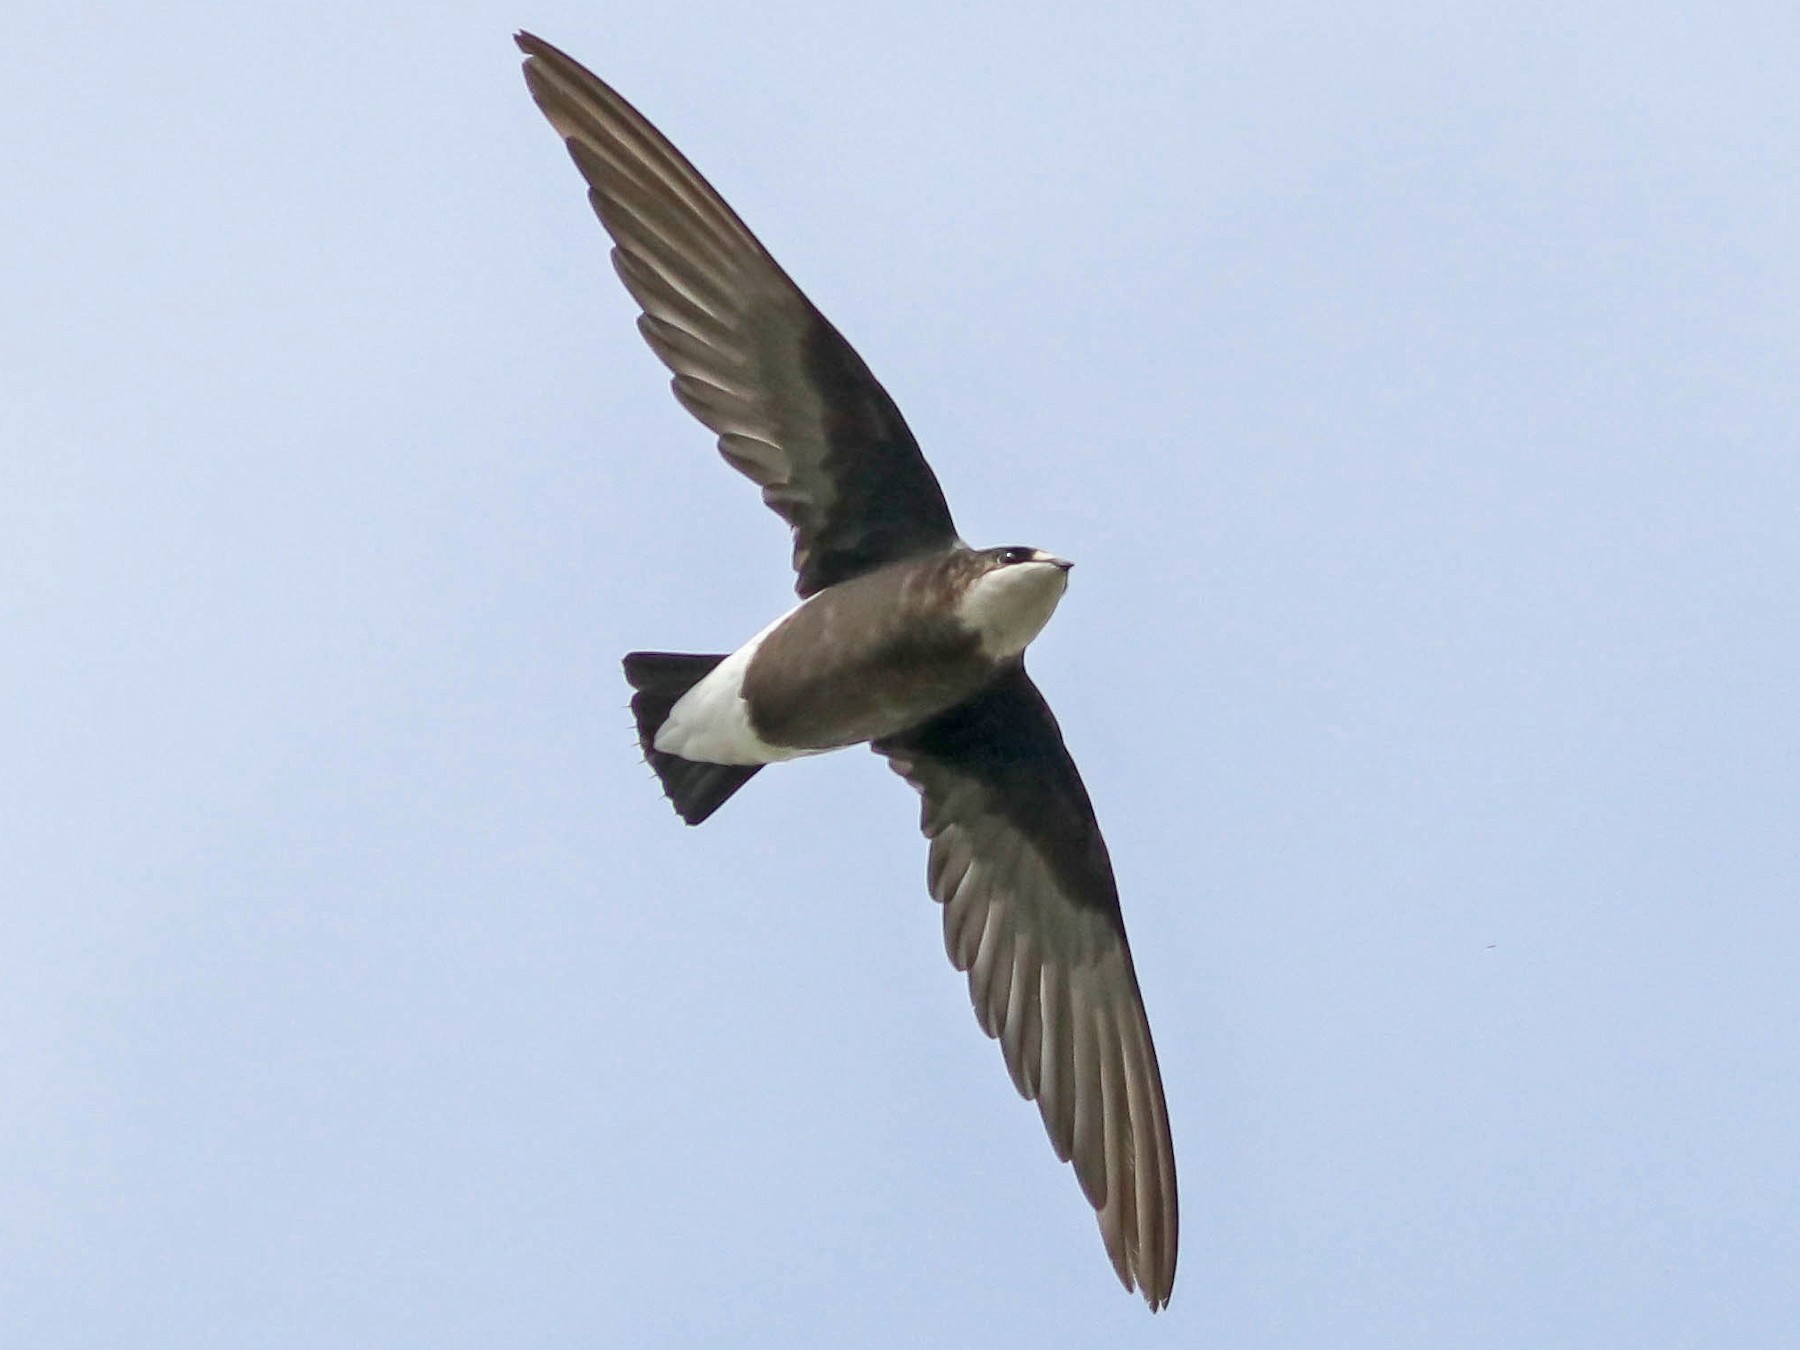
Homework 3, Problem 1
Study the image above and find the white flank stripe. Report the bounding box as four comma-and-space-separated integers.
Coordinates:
653, 602, 821, 765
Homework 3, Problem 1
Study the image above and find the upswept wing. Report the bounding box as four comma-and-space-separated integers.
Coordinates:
517, 33, 959, 596
875, 666, 1178, 1308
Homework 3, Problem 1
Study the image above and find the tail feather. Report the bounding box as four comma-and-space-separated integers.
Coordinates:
622, 652, 762, 825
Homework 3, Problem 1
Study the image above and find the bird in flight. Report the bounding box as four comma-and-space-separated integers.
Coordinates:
516, 32, 1177, 1308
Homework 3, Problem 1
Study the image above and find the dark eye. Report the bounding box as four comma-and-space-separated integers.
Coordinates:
998, 547, 1035, 565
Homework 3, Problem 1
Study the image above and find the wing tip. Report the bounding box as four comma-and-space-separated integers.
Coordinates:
1101, 1207, 1177, 1311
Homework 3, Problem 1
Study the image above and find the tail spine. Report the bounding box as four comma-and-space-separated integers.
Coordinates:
621, 652, 762, 825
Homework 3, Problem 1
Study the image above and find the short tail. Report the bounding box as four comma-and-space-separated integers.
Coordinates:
622, 652, 763, 825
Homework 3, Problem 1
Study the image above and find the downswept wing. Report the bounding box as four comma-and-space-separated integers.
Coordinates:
874, 665, 1178, 1309
517, 32, 959, 596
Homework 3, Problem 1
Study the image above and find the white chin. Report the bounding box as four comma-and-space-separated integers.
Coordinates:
958, 563, 1069, 658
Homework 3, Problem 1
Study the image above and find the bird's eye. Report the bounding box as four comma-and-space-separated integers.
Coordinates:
999, 547, 1035, 565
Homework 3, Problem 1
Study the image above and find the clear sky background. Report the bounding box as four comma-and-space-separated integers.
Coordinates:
5, 3, 1797, 1345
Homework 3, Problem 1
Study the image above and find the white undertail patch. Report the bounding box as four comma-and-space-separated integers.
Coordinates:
654, 601, 824, 765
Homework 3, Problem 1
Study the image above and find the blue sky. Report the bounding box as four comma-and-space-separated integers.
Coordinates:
5, 3, 1798, 1345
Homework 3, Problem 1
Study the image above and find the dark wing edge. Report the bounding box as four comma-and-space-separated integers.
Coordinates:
515, 32, 959, 595
875, 666, 1179, 1309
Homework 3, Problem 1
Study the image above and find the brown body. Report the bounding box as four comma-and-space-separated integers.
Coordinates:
744, 554, 994, 749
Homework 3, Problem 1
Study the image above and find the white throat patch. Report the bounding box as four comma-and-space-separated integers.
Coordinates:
956, 558, 1070, 659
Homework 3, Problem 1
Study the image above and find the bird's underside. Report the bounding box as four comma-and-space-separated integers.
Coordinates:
518, 31, 1178, 1308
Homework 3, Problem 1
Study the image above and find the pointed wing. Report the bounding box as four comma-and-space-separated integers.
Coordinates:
517, 33, 960, 597
875, 666, 1178, 1308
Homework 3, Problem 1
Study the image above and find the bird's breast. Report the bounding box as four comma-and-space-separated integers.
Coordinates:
742, 571, 996, 750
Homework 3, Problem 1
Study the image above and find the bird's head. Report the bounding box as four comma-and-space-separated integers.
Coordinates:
955, 546, 1074, 659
